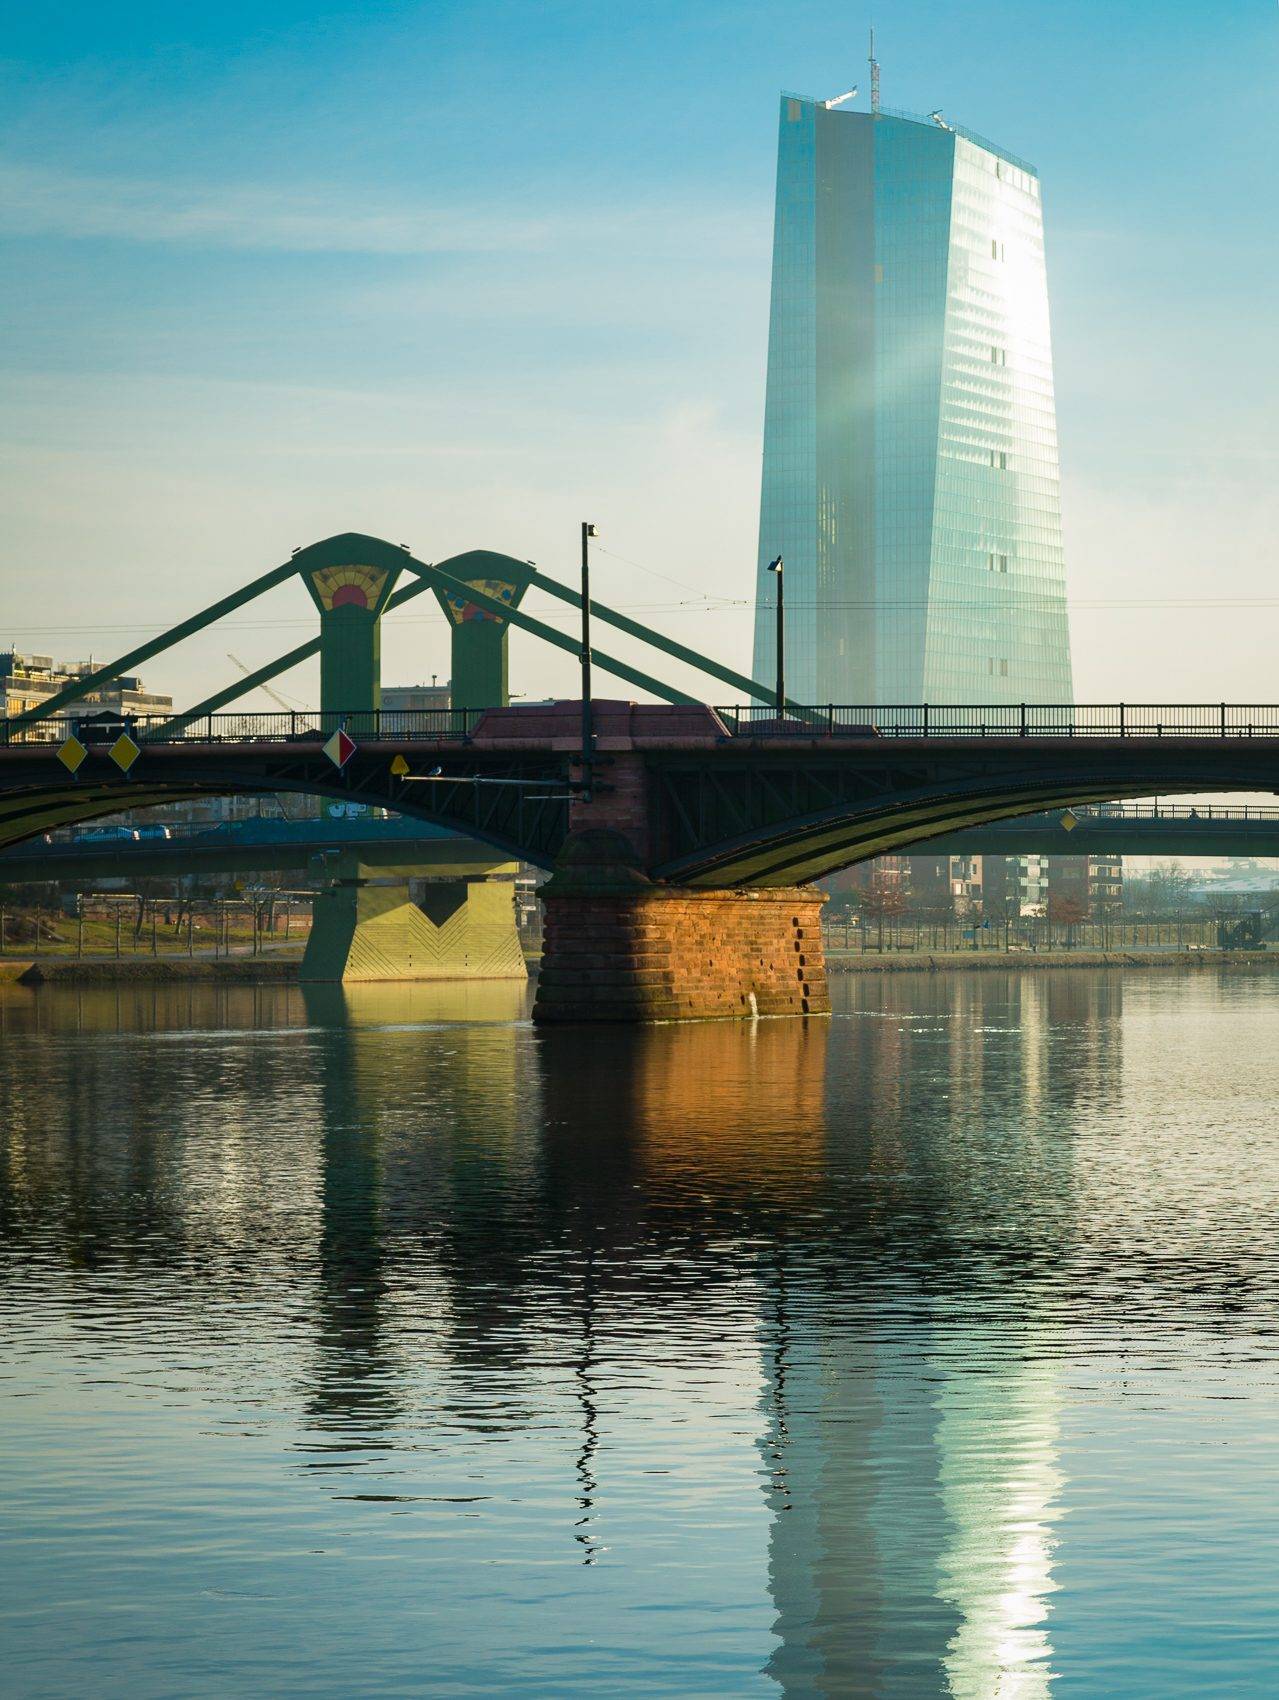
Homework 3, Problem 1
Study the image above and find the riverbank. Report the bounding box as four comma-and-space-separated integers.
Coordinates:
825, 947, 1277, 973
8, 956, 299, 984
4, 946, 1276, 985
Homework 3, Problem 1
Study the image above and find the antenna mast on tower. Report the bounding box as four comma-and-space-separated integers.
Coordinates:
869, 25, 881, 113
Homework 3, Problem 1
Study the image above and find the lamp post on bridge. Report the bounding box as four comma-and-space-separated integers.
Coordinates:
581, 522, 597, 800
767, 555, 785, 716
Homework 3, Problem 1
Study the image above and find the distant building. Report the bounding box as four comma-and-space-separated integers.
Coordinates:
753, 96, 1072, 706
1018, 853, 1049, 915
1, 651, 172, 721
1047, 854, 1123, 918
829, 848, 1121, 921
381, 681, 451, 713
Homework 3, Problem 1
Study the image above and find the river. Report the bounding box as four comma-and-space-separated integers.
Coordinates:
3, 969, 1278, 1697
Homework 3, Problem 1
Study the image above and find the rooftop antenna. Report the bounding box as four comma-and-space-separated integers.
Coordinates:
869, 24, 881, 113
824, 86, 858, 109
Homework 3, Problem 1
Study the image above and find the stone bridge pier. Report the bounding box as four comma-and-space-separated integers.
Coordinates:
301, 852, 527, 986
525, 704, 829, 1024
531, 838, 828, 1023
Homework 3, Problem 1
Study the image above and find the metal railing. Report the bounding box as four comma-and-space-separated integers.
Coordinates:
0, 708, 486, 746
821, 916, 1227, 956
715, 704, 1279, 740
1049, 802, 1279, 823
8, 702, 1279, 747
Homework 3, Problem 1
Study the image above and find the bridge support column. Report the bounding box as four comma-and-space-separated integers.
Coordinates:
297, 538, 404, 725
532, 830, 829, 1024
301, 864, 527, 984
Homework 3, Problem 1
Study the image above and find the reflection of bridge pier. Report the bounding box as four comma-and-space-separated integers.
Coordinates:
304, 991, 399, 1436
299, 978, 532, 1441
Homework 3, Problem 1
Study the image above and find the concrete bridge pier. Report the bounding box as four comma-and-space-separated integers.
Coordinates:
301, 856, 527, 984
531, 830, 829, 1024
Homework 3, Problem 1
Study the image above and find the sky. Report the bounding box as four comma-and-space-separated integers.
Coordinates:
2, 0, 1277, 712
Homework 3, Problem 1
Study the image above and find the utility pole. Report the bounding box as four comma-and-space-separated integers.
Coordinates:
580, 522, 597, 799
767, 556, 785, 714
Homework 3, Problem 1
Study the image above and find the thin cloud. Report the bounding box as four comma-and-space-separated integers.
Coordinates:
0, 160, 553, 254
0, 159, 766, 262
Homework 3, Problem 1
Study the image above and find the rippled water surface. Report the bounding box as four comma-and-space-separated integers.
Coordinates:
4, 969, 1279, 1697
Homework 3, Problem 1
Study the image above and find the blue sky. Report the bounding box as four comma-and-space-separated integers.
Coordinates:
2, 0, 1276, 706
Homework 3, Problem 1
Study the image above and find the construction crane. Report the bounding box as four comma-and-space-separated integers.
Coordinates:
226, 654, 306, 714
226, 655, 302, 821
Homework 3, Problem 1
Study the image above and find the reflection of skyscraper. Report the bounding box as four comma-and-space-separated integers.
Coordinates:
762, 1295, 1063, 1700
757, 971, 1119, 1696
753, 97, 1072, 706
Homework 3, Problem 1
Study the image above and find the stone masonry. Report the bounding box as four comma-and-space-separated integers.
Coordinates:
532, 830, 830, 1023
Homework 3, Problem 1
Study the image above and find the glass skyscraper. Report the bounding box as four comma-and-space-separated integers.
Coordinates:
753, 96, 1073, 706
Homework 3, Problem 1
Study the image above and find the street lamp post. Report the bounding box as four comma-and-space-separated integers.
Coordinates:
767, 555, 785, 715
581, 522, 597, 798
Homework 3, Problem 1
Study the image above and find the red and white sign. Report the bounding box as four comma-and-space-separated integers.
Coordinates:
322, 728, 357, 770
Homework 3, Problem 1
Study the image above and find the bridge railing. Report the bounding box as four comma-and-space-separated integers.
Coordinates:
0, 708, 487, 746
1073, 802, 1279, 822
9, 702, 1279, 746
716, 704, 1279, 739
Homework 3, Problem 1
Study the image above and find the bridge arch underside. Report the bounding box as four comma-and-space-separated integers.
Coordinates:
652, 746, 1279, 887
0, 746, 569, 867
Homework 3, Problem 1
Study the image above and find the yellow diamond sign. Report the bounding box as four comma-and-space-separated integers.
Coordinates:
390, 753, 411, 777
109, 732, 141, 773
1060, 808, 1078, 832
56, 735, 87, 774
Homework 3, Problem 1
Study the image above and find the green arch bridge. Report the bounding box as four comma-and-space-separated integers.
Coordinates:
5, 533, 1278, 1019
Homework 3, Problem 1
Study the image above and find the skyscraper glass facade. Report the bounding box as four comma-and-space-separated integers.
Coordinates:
753, 98, 1073, 706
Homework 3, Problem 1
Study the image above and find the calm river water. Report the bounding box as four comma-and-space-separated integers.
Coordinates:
3, 969, 1279, 1697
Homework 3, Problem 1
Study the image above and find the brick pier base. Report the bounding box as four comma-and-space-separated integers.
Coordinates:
533, 884, 831, 1024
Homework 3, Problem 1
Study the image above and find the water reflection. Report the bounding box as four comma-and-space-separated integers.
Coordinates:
5, 968, 1279, 1696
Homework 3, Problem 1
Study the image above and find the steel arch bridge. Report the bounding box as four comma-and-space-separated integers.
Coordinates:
5, 704, 1279, 885
4, 531, 1279, 883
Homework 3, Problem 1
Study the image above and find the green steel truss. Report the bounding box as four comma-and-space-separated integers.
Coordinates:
4, 531, 791, 737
